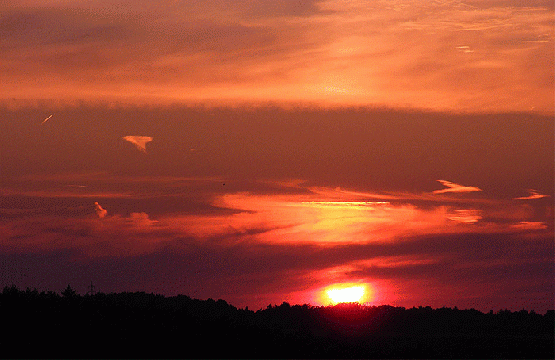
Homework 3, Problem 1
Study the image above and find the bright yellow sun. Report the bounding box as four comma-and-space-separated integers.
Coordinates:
326, 285, 365, 304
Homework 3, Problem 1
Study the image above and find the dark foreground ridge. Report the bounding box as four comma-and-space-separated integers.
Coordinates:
1, 285, 553, 359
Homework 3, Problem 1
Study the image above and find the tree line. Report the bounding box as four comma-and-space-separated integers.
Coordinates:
1, 285, 553, 358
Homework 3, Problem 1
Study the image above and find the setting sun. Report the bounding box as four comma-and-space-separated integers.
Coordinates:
326, 285, 365, 304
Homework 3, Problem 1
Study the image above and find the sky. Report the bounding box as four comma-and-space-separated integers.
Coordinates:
0, 0, 553, 312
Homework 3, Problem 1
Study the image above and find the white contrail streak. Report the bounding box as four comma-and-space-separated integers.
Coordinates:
41, 115, 53, 124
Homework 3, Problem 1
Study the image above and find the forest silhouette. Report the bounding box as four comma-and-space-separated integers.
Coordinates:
1, 285, 553, 359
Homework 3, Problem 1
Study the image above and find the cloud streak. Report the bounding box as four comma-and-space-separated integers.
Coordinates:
432, 180, 482, 194
514, 189, 549, 200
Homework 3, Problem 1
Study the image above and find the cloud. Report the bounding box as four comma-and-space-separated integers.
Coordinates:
509, 221, 548, 230
169, 191, 512, 247
446, 209, 482, 223
1, 181, 553, 311
41, 114, 52, 124
128, 212, 158, 229
514, 189, 549, 200
122, 136, 153, 153
94, 202, 107, 218
0, 0, 552, 112
432, 180, 482, 194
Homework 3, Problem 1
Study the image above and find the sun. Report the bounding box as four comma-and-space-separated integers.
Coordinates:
326, 285, 365, 304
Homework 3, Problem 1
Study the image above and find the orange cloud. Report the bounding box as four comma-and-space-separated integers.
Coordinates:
162, 191, 511, 247
122, 136, 153, 153
1, 181, 551, 261
94, 202, 108, 218
432, 180, 482, 194
446, 209, 482, 223
0, 0, 552, 112
1, 181, 552, 311
514, 189, 550, 200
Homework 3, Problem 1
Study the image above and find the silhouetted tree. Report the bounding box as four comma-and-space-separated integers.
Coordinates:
61, 284, 77, 298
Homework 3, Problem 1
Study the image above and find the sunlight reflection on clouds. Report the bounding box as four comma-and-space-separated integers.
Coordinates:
0, 181, 552, 310
1, 183, 550, 259
167, 191, 526, 247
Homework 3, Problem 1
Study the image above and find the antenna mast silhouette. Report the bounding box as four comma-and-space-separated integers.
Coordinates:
86, 281, 96, 296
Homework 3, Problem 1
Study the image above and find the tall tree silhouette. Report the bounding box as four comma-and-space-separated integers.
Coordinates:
61, 284, 77, 298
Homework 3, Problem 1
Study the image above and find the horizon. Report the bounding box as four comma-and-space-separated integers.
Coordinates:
4, 283, 554, 315
1, 1, 553, 314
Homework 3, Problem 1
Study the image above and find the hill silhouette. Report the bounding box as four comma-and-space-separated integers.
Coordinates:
1, 285, 553, 358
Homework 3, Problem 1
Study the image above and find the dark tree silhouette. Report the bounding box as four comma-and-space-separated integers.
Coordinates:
0, 285, 553, 359
61, 284, 77, 298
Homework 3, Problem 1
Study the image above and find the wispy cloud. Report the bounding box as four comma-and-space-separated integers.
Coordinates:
514, 189, 549, 200
94, 201, 108, 218
432, 180, 482, 194
309, 186, 491, 204
0, 0, 552, 112
122, 136, 153, 153
127, 212, 158, 229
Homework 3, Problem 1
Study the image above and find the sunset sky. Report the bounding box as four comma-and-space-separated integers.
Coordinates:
1, 0, 553, 312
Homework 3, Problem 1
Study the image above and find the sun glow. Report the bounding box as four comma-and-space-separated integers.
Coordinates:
326, 285, 365, 304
